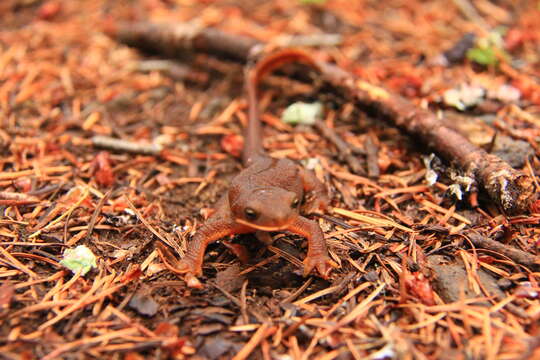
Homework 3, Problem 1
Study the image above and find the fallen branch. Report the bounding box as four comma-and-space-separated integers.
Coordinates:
0, 191, 41, 206
92, 135, 163, 155
468, 233, 540, 267
108, 22, 537, 214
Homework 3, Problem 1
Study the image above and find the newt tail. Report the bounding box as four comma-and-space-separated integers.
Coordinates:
243, 49, 320, 166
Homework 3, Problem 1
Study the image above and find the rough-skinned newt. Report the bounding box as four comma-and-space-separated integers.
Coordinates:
178, 49, 334, 288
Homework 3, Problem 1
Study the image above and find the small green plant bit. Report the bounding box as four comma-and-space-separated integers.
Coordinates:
466, 29, 510, 66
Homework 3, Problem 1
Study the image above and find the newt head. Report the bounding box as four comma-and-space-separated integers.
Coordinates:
229, 187, 300, 231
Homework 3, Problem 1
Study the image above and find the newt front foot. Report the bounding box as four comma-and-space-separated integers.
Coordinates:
177, 259, 204, 288
183, 272, 203, 288
303, 254, 335, 279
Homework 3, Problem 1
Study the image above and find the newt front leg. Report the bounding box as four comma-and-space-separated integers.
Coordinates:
287, 216, 334, 278
177, 197, 239, 287
177, 221, 235, 288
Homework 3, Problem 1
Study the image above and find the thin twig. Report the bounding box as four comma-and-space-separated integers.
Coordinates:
467, 233, 539, 267
92, 135, 163, 156
314, 119, 365, 175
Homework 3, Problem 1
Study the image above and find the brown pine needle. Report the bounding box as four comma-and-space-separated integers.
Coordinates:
319, 283, 386, 338
332, 207, 413, 232
233, 323, 272, 360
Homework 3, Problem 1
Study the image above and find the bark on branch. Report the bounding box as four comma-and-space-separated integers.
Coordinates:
107, 21, 537, 214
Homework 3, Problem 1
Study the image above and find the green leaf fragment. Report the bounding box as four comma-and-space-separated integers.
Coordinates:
466, 30, 510, 66
466, 47, 497, 66
282, 102, 323, 125
60, 245, 97, 275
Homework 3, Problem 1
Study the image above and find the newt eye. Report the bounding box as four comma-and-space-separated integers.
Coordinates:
244, 207, 258, 221
291, 198, 300, 208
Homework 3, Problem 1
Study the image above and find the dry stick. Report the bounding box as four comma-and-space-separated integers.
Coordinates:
467, 233, 540, 267
0, 191, 41, 206
240, 280, 250, 326
110, 22, 537, 214
318, 66, 535, 215
137, 59, 209, 84
313, 119, 364, 175
364, 135, 380, 178
91, 135, 163, 156
107, 21, 259, 62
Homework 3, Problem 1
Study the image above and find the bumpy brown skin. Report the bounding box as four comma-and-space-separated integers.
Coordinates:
178, 49, 333, 288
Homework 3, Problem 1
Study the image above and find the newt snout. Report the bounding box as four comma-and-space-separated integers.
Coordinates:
231, 187, 299, 231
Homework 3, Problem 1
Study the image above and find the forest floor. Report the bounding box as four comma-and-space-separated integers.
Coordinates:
1, 0, 539, 359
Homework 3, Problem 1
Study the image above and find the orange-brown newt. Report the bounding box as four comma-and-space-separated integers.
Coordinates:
178, 49, 333, 288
